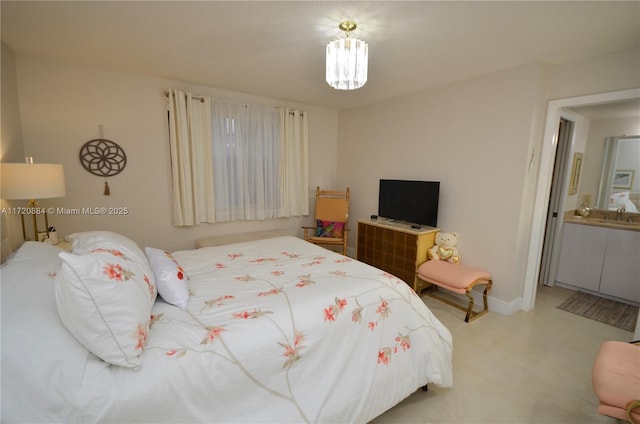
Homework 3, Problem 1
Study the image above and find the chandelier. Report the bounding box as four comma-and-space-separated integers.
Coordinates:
326, 21, 368, 90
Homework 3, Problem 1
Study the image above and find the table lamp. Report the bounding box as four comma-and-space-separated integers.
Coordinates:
1, 157, 66, 241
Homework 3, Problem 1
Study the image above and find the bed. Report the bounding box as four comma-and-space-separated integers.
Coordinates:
1, 232, 453, 423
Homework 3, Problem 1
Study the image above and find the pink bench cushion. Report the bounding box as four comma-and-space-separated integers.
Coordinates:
417, 260, 491, 294
592, 341, 640, 421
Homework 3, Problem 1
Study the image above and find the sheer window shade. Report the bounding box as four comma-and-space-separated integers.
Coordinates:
211, 102, 281, 221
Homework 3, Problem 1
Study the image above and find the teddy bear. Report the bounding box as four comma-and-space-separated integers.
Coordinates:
428, 231, 460, 264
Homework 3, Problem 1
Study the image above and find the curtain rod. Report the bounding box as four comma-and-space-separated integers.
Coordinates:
163, 91, 205, 103
164, 90, 305, 115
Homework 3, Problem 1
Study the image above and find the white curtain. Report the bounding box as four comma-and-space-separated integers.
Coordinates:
280, 108, 309, 217
211, 102, 282, 221
167, 89, 215, 226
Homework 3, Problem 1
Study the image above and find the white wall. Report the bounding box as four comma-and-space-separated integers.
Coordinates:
545, 49, 640, 100
1, 43, 24, 162
338, 63, 543, 307
14, 54, 339, 251
1, 42, 26, 261
338, 47, 639, 310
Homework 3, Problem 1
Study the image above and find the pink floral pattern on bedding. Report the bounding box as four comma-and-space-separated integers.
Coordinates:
90, 247, 129, 260
143, 237, 452, 423
162, 251, 187, 281
102, 263, 133, 282
201, 326, 225, 345
160, 251, 420, 371
54, 245, 157, 369
279, 330, 305, 369
134, 322, 148, 351
4, 239, 451, 423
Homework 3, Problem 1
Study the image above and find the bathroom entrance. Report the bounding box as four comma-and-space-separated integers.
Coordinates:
521, 88, 640, 312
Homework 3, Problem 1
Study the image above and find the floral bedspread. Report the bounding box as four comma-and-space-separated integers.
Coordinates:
1, 237, 452, 423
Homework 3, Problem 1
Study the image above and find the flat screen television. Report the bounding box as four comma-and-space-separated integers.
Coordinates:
378, 179, 439, 227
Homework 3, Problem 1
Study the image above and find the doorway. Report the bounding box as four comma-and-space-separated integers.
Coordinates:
521, 88, 640, 311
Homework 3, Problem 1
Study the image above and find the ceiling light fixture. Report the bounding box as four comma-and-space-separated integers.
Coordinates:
326, 21, 368, 90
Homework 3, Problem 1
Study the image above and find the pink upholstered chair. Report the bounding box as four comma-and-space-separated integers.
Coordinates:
592, 341, 640, 423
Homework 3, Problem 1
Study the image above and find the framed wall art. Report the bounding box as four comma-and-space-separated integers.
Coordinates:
613, 169, 634, 189
568, 152, 583, 195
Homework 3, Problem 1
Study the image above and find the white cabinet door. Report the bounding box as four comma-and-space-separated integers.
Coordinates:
556, 223, 608, 291
599, 229, 640, 302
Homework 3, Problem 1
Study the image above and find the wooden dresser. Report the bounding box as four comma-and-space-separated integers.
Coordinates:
357, 218, 439, 290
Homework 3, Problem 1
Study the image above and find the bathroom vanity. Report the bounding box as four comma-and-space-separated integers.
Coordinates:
556, 212, 640, 304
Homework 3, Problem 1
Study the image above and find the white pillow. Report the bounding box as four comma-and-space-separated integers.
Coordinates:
67, 231, 148, 265
609, 191, 639, 213
55, 250, 157, 368
145, 247, 190, 310
622, 197, 639, 213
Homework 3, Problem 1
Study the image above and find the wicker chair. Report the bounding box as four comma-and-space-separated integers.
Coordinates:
302, 186, 350, 255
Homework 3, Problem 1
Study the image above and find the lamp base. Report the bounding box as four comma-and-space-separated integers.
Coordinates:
20, 199, 50, 242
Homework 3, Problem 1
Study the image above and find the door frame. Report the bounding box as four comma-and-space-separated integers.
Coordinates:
521, 88, 640, 311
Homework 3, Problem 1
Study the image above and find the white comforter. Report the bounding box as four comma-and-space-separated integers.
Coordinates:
2, 237, 452, 423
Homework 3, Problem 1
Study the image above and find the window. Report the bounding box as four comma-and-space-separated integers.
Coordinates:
168, 90, 308, 226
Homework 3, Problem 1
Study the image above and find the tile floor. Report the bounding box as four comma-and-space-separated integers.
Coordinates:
370, 285, 633, 424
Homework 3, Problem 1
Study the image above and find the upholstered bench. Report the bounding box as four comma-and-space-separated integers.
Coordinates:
592, 341, 640, 422
416, 260, 492, 322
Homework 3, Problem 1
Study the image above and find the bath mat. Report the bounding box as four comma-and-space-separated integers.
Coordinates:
557, 291, 638, 332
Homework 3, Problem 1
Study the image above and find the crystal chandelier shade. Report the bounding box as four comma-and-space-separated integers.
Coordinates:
326, 21, 368, 90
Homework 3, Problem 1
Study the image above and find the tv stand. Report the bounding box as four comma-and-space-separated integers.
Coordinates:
378, 217, 424, 229
357, 218, 439, 291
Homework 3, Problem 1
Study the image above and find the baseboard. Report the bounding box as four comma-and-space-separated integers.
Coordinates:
486, 294, 521, 316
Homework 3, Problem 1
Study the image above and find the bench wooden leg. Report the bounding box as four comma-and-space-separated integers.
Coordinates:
421, 277, 492, 323
464, 290, 475, 323
464, 279, 492, 322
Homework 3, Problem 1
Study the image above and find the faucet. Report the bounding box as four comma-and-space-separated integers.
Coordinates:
616, 205, 626, 221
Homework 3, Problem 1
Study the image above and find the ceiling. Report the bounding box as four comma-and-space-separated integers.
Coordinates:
2, 1, 639, 111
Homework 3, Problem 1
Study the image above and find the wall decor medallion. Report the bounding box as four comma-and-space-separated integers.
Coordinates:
79, 138, 127, 195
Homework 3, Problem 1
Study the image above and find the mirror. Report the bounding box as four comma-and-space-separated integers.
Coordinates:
596, 136, 640, 212
570, 98, 640, 215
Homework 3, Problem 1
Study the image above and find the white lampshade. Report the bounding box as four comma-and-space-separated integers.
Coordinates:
1, 163, 66, 200
326, 21, 368, 90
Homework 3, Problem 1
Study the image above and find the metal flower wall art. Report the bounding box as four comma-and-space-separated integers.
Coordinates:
79, 138, 127, 195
